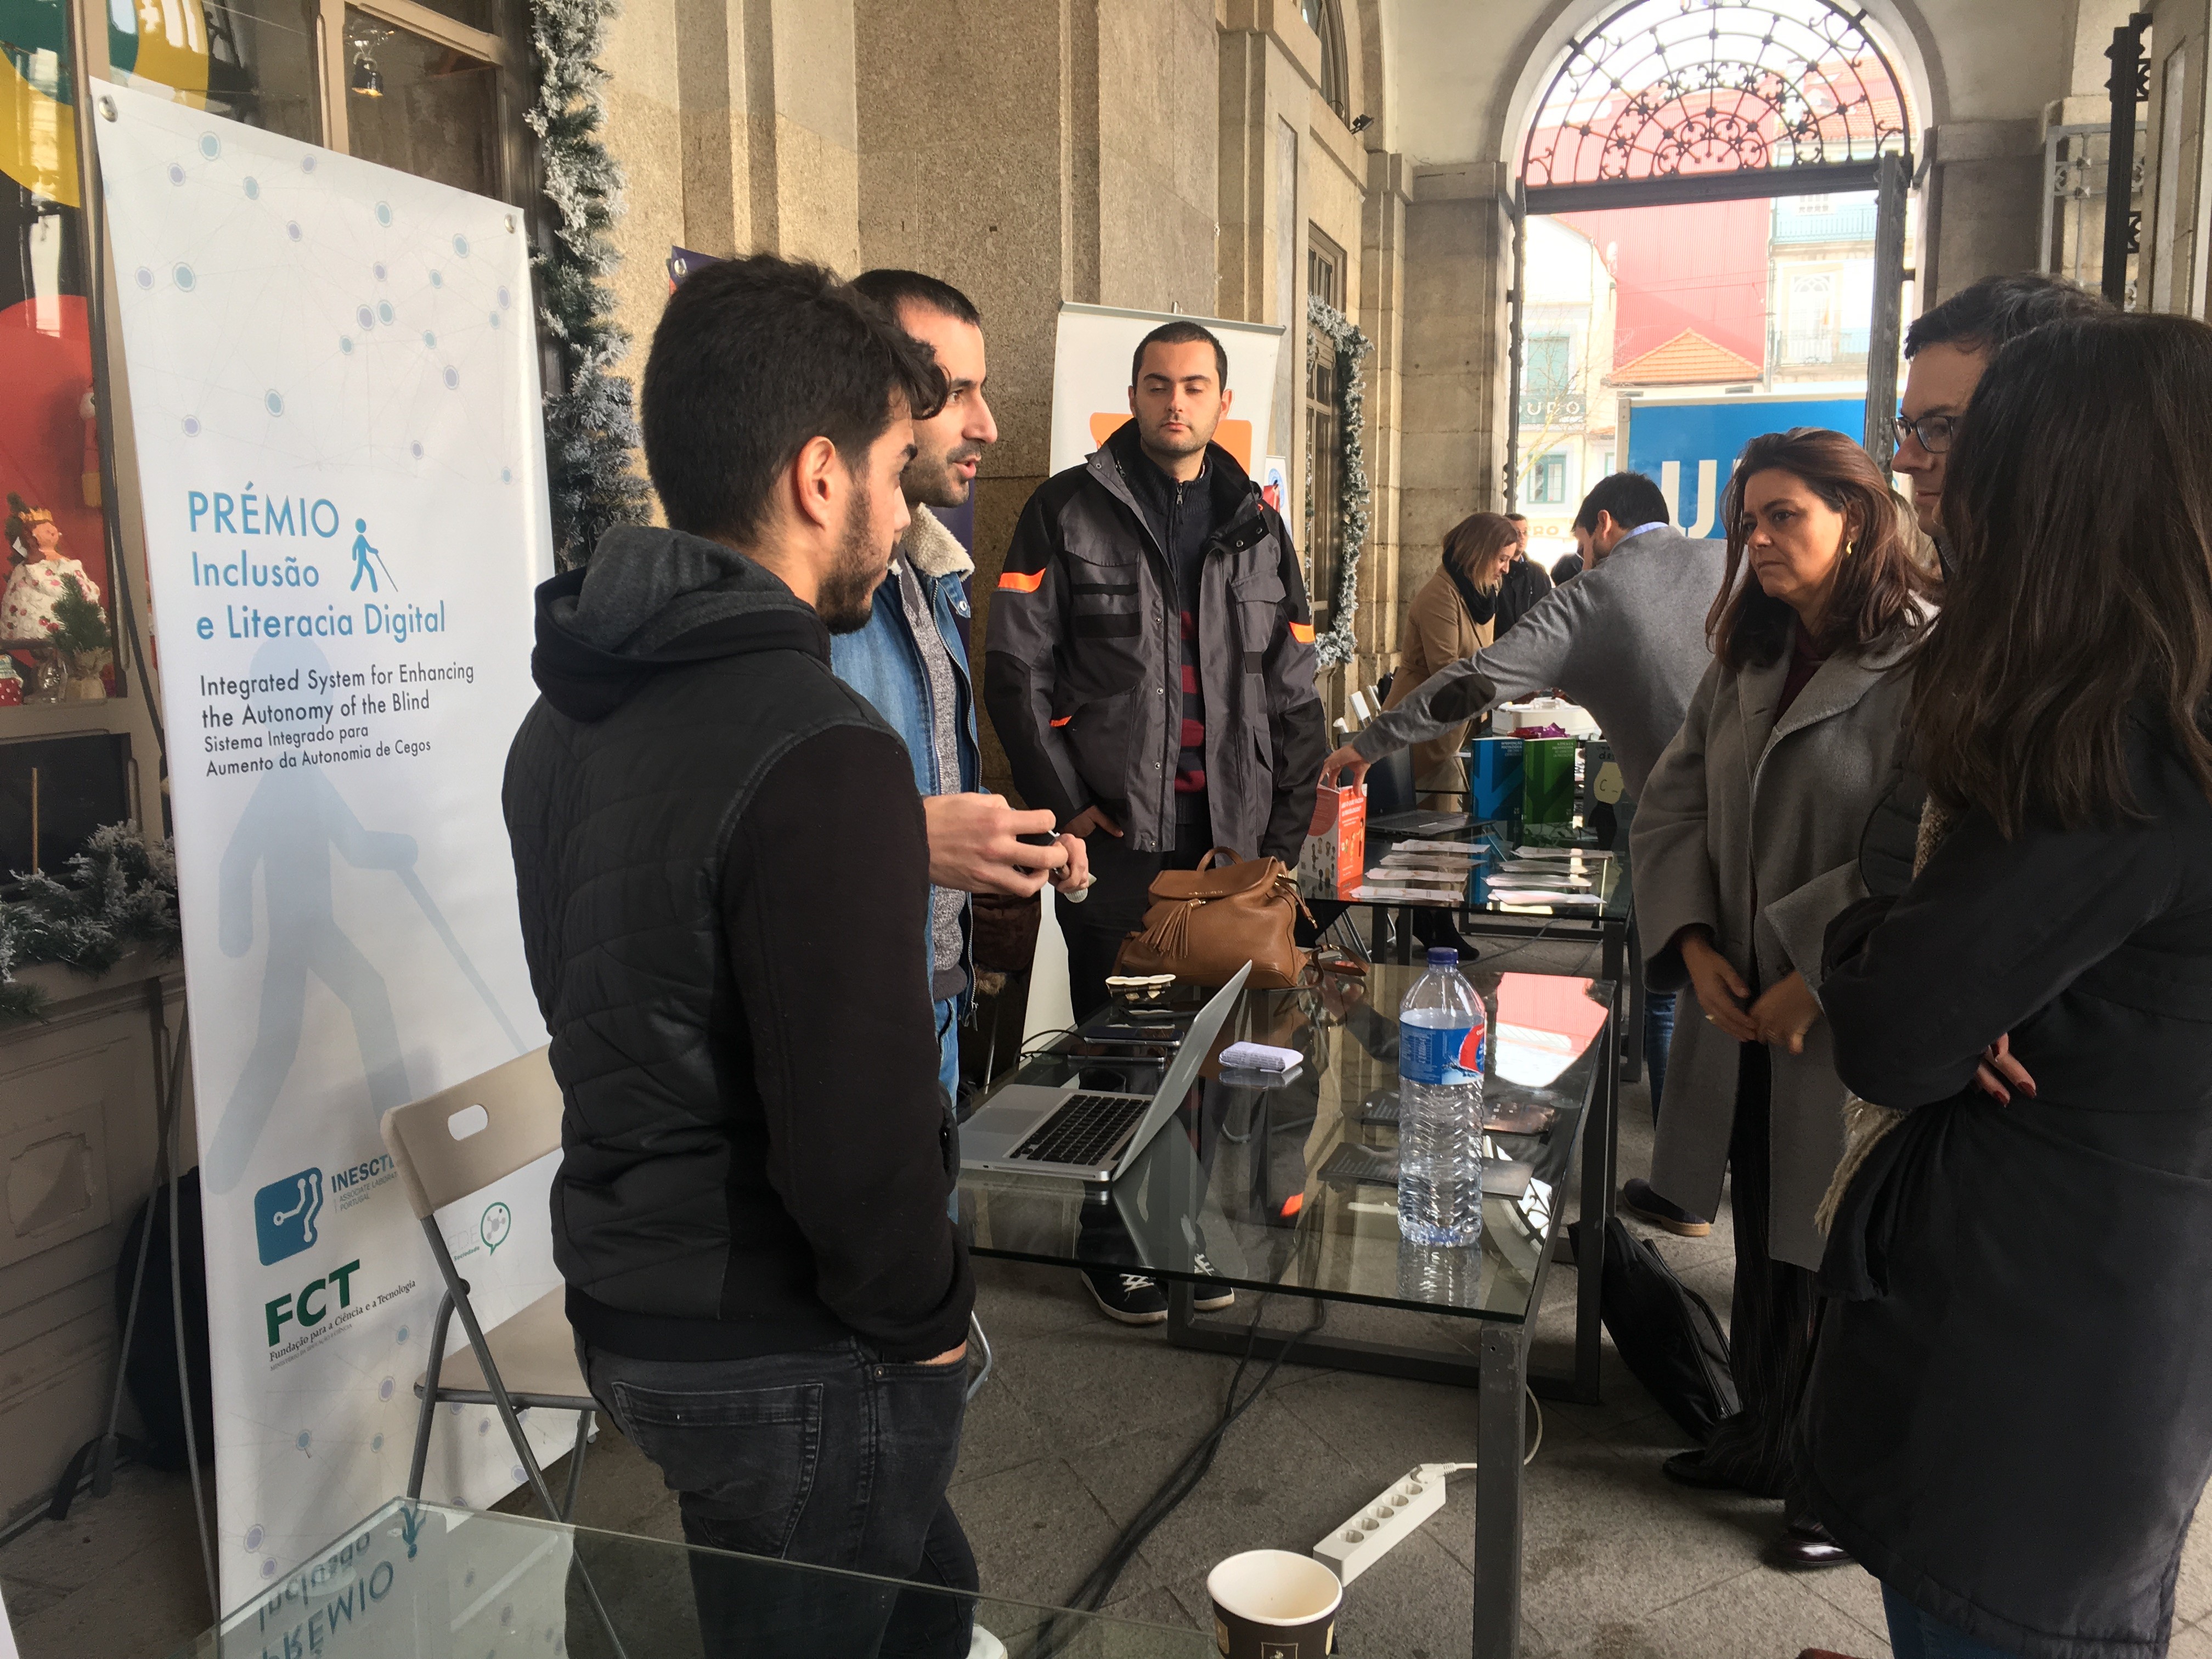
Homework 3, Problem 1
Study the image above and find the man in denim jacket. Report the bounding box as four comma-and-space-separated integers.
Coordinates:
837, 270, 1089, 1112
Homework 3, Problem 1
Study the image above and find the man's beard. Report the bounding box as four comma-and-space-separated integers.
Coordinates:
901, 439, 983, 509
818, 492, 891, 635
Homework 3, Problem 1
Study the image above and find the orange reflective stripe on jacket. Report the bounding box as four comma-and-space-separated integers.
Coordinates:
997, 568, 1045, 593
1289, 620, 1316, 644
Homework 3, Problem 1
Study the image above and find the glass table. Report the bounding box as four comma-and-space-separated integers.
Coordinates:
166, 1497, 1212, 1658
959, 966, 1619, 1659
1303, 806, 1644, 1087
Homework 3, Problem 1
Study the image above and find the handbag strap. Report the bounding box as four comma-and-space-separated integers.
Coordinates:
1197, 847, 1241, 872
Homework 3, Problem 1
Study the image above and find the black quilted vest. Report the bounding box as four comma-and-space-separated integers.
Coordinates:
503, 562, 891, 1345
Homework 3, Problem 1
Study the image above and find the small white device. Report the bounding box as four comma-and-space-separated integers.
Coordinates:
1219, 1041, 1301, 1072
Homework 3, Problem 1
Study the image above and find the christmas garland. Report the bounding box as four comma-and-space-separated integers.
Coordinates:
0, 823, 180, 1024
1306, 295, 1372, 666
527, 0, 650, 567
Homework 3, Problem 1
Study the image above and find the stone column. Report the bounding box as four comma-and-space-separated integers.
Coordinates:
854, 0, 1101, 792
1354, 147, 1408, 699
1396, 162, 1511, 636
2141, 0, 2212, 315
1918, 120, 2044, 302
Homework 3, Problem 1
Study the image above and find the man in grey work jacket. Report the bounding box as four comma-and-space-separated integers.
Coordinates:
1321, 472, 1726, 1233
836, 269, 1088, 1115
987, 320, 1328, 1014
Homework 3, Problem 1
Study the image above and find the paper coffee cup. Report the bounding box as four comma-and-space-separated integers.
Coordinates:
1206, 1549, 1342, 1658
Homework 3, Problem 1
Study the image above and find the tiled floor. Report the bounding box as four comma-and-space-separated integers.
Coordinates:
11, 941, 2212, 1657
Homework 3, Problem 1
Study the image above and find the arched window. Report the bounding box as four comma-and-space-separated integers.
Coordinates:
1521, 0, 1910, 189
1300, 0, 1348, 123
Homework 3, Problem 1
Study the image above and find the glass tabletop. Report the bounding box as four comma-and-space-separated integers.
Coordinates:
166, 1497, 1212, 1659
961, 967, 1615, 1325
1301, 813, 1627, 922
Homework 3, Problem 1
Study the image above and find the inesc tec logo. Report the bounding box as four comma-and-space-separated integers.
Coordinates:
254, 1167, 323, 1265
253, 1155, 394, 1266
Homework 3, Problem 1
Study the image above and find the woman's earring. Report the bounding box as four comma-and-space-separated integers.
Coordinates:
1844, 538, 1857, 557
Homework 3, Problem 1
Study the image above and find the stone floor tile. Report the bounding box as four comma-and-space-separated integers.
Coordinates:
987, 1317, 1242, 1460
2177, 1514, 2212, 1626
1097, 1581, 1207, 1638
1488, 1435, 1784, 1645
1066, 1392, 1365, 1578
2169, 1616, 2212, 1659
1797, 1560, 1895, 1645
951, 1455, 1161, 1613
1330, 1530, 1485, 1659
951, 1363, 1059, 1488
1547, 1562, 1890, 1659
1271, 1365, 1487, 1471
971, 1256, 1110, 1342
0, 1464, 208, 1598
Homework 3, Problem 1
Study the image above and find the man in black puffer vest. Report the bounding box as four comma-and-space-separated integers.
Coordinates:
503, 255, 977, 1657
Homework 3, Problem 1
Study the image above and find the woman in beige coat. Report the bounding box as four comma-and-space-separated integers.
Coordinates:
1382, 512, 1515, 794
1628, 427, 1933, 1567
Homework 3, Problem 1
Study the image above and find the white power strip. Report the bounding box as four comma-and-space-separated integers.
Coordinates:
1312, 1462, 1471, 1585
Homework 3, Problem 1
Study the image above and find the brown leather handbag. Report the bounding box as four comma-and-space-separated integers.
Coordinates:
1114, 847, 1311, 989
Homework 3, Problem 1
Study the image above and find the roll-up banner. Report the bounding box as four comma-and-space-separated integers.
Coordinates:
1048, 302, 1285, 477
93, 83, 566, 1609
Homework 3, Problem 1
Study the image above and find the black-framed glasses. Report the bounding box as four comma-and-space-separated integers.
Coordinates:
1893, 413, 1959, 454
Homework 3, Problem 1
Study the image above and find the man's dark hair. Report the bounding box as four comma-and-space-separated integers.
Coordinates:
1572, 472, 1670, 533
1506, 512, 1528, 523
1904, 272, 2110, 360
1131, 320, 1228, 388
851, 268, 981, 328
642, 255, 945, 543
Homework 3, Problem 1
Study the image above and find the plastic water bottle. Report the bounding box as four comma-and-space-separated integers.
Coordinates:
1397, 947, 1486, 1246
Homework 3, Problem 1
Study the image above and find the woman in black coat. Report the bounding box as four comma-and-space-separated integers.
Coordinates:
1810, 311, 2212, 1659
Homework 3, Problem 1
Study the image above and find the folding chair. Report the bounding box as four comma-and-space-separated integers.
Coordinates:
381, 1047, 597, 1523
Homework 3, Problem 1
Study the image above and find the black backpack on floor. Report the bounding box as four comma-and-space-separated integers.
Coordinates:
1570, 1215, 1737, 1443
116, 1167, 213, 1469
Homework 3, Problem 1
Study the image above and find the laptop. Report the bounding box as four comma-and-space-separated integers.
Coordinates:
961, 962, 1253, 1181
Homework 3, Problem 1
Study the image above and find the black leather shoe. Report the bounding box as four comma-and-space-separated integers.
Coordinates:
1662, 1450, 1742, 1490
1769, 1520, 1854, 1570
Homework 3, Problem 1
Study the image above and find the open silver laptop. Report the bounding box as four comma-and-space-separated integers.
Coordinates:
961, 963, 1252, 1182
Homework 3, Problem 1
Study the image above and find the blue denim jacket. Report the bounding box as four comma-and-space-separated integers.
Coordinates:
830, 506, 980, 1013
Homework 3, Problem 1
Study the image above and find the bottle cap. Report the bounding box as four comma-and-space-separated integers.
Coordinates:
1425, 947, 1459, 968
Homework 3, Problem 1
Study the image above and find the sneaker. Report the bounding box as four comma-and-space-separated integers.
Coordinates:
1190, 1254, 1235, 1312
968, 1624, 1008, 1659
1621, 1177, 1712, 1237
1084, 1267, 1169, 1325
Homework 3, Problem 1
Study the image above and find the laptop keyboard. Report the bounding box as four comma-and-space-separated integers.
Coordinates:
1010, 1093, 1149, 1167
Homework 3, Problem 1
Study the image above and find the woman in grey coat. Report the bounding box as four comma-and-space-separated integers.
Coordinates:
1629, 427, 1933, 1565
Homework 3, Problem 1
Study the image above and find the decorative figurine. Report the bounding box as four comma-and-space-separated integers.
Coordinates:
2, 493, 109, 699
2, 493, 102, 641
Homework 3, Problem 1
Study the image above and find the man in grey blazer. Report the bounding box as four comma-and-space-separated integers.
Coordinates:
1322, 473, 1727, 1228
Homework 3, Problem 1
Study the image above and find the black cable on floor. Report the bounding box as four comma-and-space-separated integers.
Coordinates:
1030, 1288, 1329, 1657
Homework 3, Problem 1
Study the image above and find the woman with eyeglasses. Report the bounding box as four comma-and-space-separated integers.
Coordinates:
1629, 426, 1934, 1567
1808, 312, 2212, 1659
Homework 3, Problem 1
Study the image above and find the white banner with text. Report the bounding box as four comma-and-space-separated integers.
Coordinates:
95, 82, 563, 1607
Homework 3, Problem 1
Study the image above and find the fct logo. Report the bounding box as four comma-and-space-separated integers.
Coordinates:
255, 1168, 325, 1265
